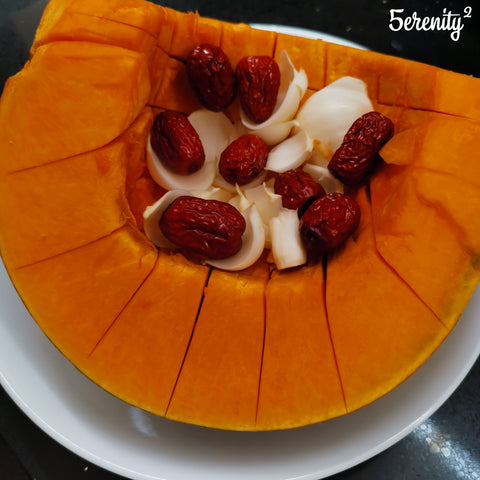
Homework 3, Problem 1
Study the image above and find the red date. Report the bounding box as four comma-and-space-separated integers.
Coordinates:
186, 44, 236, 112
219, 134, 269, 186
328, 111, 394, 185
274, 168, 326, 216
159, 196, 246, 259
151, 111, 205, 175
236, 56, 280, 123
299, 193, 360, 251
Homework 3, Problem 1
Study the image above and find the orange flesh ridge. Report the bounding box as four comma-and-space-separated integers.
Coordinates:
0, 0, 479, 430
0, 41, 151, 173
370, 164, 480, 330
166, 260, 269, 430
85, 251, 210, 416
257, 262, 346, 430
10, 225, 158, 367
326, 187, 449, 412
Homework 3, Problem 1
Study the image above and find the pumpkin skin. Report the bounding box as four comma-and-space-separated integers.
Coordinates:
0, 0, 480, 432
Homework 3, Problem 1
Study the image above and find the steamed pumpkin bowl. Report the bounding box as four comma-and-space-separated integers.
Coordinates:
0, 0, 480, 431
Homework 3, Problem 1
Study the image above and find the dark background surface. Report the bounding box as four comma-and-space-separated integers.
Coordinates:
0, 0, 479, 479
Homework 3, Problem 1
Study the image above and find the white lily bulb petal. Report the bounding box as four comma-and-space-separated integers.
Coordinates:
295, 76, 373, 152
207, 205, 265, 271
244, 182, 283, 225
264, 177, 276, 190
303, 163, 344, 194
250, 120, 298, 146
229, 184, 252, 212
269, 208, 307, 270
241, 50, 308, 130
188, 109, 237, 163
213, 169, 267, 193
143, 189, 192, 249
147, 136, 216, 192
266, 130, 313, 173
244, 183, 283, 248
192, 186, 233, 202
310, 139, 334, 167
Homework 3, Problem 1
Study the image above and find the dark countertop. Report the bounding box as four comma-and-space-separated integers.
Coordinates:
0, 1, 479, 479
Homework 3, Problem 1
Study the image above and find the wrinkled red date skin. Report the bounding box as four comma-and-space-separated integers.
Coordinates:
219, 134, 269, 186
186, 44, 236, 111
328, 111, 394, 186
236, 56, 280, 123
151, 111, 205, 175
299, 193, 361, 251
274, 168, 326, 216
160, 196, 246, 259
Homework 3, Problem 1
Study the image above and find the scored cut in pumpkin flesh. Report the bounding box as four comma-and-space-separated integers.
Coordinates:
372, 116, 480, 329
30, 0, 163, 93
0, 40, 150, 173
31, 0, 159, 56
325, 41, 480, 121
0, 107, 152, 269
166, 260, 269, 431
10, 225, 157, 368
275, 33, 326, 91
375, 104, 454, 135
411, 169, 480, 254
380, 116, 480, 189
164, 9, 223, 60
326, 187, 449, 413
84, 251, 209, 417
257, 263, 346, 430
32, 0, 165, 41
370, 164, 480, 330
150, 11, 277, 118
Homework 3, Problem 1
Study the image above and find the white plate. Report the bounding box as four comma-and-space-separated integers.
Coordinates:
1, 25, 480, 480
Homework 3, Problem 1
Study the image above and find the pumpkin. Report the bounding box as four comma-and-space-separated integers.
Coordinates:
0, 0, 479, 431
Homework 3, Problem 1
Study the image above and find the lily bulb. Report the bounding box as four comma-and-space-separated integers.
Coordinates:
269, 208, 307, 270
295, 76, 373, 152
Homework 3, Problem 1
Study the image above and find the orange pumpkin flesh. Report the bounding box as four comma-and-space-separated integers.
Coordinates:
327, 187, 449, 412
0, 0, 479, 431
370, 164, 480, 329
166, 261, 268, 430
275, 33, 326, 91
0, 108, 153, 268
257, 264, 346, 430
85, 251, 209, 417
11, 225, 157, 366
0, 41, 150, 172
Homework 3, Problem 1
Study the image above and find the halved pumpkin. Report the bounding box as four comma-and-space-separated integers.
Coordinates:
0, 0, 479, 431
